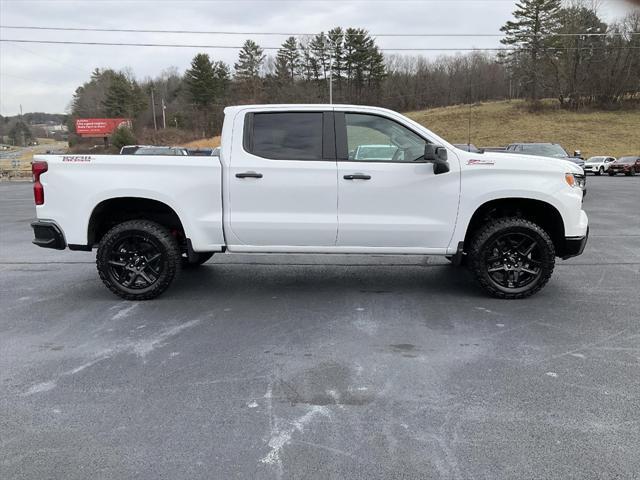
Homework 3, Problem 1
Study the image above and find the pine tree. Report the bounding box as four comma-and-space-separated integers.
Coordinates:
212, 61, 231, 98
342, 28, 384, 101
327, 27, 345, 94
102, 73, 145, 118
310, 33, 330, 81
234, 40, 265, 80
184, 53, 217, 108
275, 37, 301, 82
234, 40, 266, 101
500, 0, 561, 103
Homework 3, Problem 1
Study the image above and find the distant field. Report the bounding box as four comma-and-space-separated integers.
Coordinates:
184, 136, 221, 148
406, 99, 640, 158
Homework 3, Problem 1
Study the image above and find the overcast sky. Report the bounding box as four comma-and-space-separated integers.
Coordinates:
0, 0, 635, 115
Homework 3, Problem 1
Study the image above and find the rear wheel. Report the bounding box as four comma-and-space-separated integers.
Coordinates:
468, 218, 555, 299
96, 220, 180, 300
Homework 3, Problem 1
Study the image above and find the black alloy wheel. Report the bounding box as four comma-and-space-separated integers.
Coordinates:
107, 235, 164, 289
484, 232, 542, 291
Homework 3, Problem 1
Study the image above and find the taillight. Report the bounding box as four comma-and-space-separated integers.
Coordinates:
32, 161, 48, 205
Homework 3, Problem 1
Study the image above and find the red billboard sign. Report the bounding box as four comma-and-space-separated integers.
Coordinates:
75, 118, 131, 137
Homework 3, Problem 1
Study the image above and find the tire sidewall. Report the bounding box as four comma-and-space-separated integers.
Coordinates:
97, 221, 179, 300
469, 218, 555, 299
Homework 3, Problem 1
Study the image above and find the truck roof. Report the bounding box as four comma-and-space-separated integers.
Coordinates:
223, 104, 399, 116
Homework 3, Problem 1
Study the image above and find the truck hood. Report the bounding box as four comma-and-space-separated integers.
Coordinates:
467, 151, 584, 175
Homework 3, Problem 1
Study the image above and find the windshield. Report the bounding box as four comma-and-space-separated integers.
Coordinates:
586, 156, 605, 162
521, 144, 569, 158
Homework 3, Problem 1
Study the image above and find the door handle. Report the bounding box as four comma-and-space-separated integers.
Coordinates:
236, 172, 263, 179
343, 174, 371, 180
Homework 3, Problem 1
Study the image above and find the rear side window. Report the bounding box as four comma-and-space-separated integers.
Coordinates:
248, 112, 323, 160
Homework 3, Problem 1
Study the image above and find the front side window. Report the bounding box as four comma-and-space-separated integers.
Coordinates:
250, 112, 323, 160
344, 113, 427, 162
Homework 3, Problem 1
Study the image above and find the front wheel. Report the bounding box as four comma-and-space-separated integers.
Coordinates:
609, 171, 616, 176
467, 218, 555, 299
96, 220, 180, 300
596, 167, 603, 176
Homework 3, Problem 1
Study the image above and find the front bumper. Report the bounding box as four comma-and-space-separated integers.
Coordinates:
561, 227, 589, 260
31, 221, 66, 250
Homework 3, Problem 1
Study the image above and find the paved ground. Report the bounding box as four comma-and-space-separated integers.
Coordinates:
1, 178, 639, 480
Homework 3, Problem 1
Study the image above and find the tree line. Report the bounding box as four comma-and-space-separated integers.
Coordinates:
67, 4, 639, 140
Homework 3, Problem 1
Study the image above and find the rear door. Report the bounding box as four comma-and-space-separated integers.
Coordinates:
227, 110, 338, 247
335, 111, 460, 250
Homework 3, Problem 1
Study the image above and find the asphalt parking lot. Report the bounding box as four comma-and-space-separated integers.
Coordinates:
1, 178, 639, 480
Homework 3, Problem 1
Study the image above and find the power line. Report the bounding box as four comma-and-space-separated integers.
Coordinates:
2, 41, 87, 74
0, 73, 67, 87
1, 25, 637, 37
2, 39, 639, 52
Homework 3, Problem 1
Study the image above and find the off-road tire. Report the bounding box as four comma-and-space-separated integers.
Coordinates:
468, 217, 555, 299
181, 252, 214, 268
96, 220, 180, 300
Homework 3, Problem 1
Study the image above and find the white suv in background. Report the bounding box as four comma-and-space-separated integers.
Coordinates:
584, 156, 616, 175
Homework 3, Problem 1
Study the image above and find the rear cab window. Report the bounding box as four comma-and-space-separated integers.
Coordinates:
244, 112, 326, 160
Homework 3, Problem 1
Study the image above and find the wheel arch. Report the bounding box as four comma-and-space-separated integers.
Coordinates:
87, 197, 187, 248
463, 198, 567, 256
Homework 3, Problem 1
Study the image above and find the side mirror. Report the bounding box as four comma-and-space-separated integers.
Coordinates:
424, 144, 450, 174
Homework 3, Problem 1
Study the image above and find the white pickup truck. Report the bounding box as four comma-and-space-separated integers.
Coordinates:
31, 104, 588, 300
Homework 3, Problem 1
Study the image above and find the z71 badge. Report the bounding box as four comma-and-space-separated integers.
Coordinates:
467, 159, 495, 166
62, 156, 92, 162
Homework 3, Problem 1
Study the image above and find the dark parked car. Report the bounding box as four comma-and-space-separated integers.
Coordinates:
453, 143, 484, 153
608, 156, 640, 176
505, 142, 587, 195
505, 143, 585, 168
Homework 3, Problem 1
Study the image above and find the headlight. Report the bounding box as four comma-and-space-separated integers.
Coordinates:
565, 172, 586, 189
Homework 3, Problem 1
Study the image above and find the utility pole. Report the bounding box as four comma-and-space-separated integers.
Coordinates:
150, 88, 157, 131
468, 103, 472, 146
161, 98, 167, 129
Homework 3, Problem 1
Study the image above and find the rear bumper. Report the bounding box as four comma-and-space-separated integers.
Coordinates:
561, 227, 589, 260
31, 220, 66, 250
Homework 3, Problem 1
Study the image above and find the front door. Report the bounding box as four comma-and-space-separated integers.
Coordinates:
228, 111, 338, 247
335, 112, 460, 250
